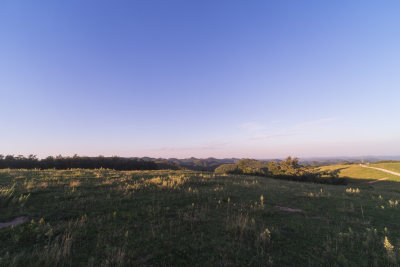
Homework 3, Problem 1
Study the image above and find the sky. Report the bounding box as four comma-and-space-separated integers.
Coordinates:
1, 0, 400, 159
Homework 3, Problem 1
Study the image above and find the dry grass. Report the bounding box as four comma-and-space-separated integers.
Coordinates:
69, 180, 81, 187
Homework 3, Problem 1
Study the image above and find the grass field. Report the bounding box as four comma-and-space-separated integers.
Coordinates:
370, 163, 400, 174
1, 169, 400, 266
319, 164, 400, 182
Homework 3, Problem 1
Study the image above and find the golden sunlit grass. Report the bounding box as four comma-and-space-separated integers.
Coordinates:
69, 180, 81, 187
346, 187, 360, 194
371, 163, 400, 173
319, 163, 400, 181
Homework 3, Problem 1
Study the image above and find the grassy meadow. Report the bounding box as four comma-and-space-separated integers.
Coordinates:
1, 168, 400, 266
319, 164, 400, 182
370, 163, 400, 174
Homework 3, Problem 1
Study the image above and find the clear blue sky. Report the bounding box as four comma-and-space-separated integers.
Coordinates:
1, 0, 399, 159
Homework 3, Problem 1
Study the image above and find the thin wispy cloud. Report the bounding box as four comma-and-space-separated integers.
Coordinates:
294, 117, 336, 129
158, 141, 229, 152
239, 122, 266, 132
249, 132, 297, 140
241, 117, 337, 141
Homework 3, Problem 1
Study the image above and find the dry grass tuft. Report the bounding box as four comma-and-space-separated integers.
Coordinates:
70, 180, 81, 187
37, 182, 48, 189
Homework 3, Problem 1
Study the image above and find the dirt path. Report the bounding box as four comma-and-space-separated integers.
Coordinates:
0, 217, 28, 229
368, 178, 388, 184
360, 164, 400, 177
275, 206, 304, 213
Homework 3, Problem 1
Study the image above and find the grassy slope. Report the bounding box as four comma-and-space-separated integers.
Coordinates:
1, 169, 400, 266
319, 164, 400, 182
370, 163, 400, 173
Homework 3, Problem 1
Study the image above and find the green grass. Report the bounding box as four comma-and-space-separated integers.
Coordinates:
370, 163, 400, 173
319, 164, 400, 182
1, 169, 400, 266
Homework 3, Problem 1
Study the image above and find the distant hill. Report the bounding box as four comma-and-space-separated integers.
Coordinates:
156, 157, 239, 171
2, 154, 400, 171
0, 154, 239, 171
299, 156, 400, 167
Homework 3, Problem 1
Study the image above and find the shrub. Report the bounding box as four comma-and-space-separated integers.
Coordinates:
214, 164, 241, 174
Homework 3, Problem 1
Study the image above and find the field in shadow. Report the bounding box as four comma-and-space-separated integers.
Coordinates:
1, 169, 400, 266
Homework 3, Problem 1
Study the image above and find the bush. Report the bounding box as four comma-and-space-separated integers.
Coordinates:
214, 164, 241, 174
214, 157, 345, 185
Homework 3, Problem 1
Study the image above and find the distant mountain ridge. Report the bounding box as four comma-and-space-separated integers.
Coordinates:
147, 157, 240, 171
1, 154, 399, 171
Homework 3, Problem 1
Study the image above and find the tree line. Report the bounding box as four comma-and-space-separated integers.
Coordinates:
215, 157, 344, 184
0, 155, 238, 171
0, 155, 157, 170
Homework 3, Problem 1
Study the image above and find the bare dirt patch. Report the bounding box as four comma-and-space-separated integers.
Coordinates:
275, 205, 304, 213
0, 216, 28, 229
